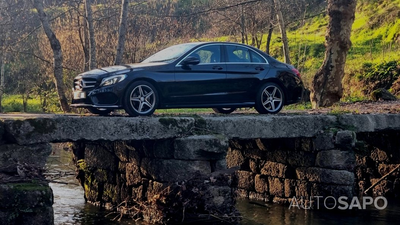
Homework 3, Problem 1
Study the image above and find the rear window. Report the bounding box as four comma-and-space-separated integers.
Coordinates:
226, 45, 267, 63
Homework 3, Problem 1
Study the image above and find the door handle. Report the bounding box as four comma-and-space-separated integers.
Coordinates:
255, 66, 265, 71
212, 66, 223, 70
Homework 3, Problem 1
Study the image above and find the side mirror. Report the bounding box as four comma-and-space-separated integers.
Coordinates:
181, 56, 200, 66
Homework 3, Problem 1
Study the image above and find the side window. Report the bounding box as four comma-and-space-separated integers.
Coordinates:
227, 45, 267, 63
250, 50, 267, 63
188, 45, 221, 64
227, 46, 250, 63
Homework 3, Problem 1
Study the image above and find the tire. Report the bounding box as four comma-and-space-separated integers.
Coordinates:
212, 108, 236, 114
87, 108, 113, 116
255, 82, 284, 114
124, 81, 158, 116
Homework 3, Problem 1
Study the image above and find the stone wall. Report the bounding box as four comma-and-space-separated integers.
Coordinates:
228, 130, 357, 204
355, 131, 400, 198
0, 143, 53, 225
2, 114, 400, 223
228, 130, 400, 207
71, 135, 238, 224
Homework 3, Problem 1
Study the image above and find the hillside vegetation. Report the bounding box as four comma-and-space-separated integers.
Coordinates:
277, 0, 400, 101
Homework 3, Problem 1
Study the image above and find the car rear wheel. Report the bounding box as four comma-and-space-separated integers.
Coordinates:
87, 108, 113, 116
255, 82, 284, 114
124, 81, 158, 116
212, 108, 236, 114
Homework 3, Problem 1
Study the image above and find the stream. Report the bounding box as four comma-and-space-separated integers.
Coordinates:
47, 147, 400, 225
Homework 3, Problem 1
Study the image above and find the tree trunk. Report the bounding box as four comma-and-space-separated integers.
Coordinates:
240, 5, 246, 44
32, 0, 71, 113
273, 0, 290, 64
310, 0, 357, 108
114, 0, 129, 65
0, 56, 5, 113
266, 22, 274, 54
0, 34, 7, 113
85, 0, 97, 69
22, 93, 29, 113
78, 12, 90, 71
266, 0, 275, 55
255, 34, 263, 49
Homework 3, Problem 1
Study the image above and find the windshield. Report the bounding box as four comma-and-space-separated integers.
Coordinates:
142, 43, 200, 63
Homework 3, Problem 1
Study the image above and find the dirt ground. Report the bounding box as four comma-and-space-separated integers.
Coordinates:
294, 100, 400, 115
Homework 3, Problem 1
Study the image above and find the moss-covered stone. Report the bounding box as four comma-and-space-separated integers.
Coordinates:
9, 119, 56, 140
26, 119, 57, 137
0, 120, 4, 143
192, 115, 208, 134
371, 88, 397, 101
0, 143, 52, 168
0, 182, 53, 225
158, 117, 179, 128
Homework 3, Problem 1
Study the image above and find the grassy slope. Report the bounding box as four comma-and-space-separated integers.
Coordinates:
303, 0, 399, 92
285, 0, 400, 92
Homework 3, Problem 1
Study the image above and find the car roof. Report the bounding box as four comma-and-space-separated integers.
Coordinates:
193, 41, 265, 52
193, 41, 251, 46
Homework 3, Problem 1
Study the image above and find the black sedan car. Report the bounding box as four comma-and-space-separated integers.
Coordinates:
71, 42, 303, 116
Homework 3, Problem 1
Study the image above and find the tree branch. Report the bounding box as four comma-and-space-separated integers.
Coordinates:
8, 49, 77, 72
8, 7, 75, 47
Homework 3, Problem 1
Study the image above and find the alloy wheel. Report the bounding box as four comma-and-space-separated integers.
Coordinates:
129, 84, 156, 114
255, 82, 284, 114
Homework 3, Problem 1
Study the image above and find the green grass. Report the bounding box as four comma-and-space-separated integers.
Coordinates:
283, 102, 312, 111
1, 94, 43, 113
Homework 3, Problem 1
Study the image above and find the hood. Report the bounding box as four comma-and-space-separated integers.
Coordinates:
76, 63, 167, 79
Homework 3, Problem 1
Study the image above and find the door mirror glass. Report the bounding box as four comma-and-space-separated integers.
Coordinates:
181, 56, 200, 66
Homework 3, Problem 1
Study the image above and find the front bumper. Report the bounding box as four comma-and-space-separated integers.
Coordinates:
71, 84, 125, 109
70, 103, 121, 108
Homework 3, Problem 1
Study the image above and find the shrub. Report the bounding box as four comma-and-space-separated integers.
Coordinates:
356, 60, 400, 95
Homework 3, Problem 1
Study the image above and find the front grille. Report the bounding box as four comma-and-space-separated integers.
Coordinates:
74, 78, 97, 91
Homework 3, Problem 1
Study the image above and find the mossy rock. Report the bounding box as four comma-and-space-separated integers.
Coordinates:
370, 88, 397, 101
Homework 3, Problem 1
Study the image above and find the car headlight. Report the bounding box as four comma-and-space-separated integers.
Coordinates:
100, 74, 127, 87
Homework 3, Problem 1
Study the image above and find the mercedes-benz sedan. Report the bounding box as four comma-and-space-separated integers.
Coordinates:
71, 42, 303, 116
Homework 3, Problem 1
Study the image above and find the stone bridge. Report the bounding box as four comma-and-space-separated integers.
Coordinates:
1, 113, 400, 224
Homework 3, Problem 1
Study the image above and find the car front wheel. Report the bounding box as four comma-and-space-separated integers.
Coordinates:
255, 82, 284, 114
124, 81, 158, 116
212, 108, 236, 114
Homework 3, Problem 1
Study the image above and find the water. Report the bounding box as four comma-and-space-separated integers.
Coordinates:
47, 148, 400, 225
47, 146, 134, 225
237, 199, 400, 225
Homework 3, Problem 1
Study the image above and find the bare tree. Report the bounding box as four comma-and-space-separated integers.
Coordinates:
0, 33, 7, 112
85, 0, 97, 69
77, 2, 90, 71
310, 0, 357, 108
114, 0, 129, 65
32, 0, 71, 112
0, 0, 10, 112
265, 0, 275, 55
273, 0, 291, 64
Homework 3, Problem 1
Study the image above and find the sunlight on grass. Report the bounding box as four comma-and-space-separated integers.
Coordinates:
1, 95, 43, 113
283, 102, 312, 111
